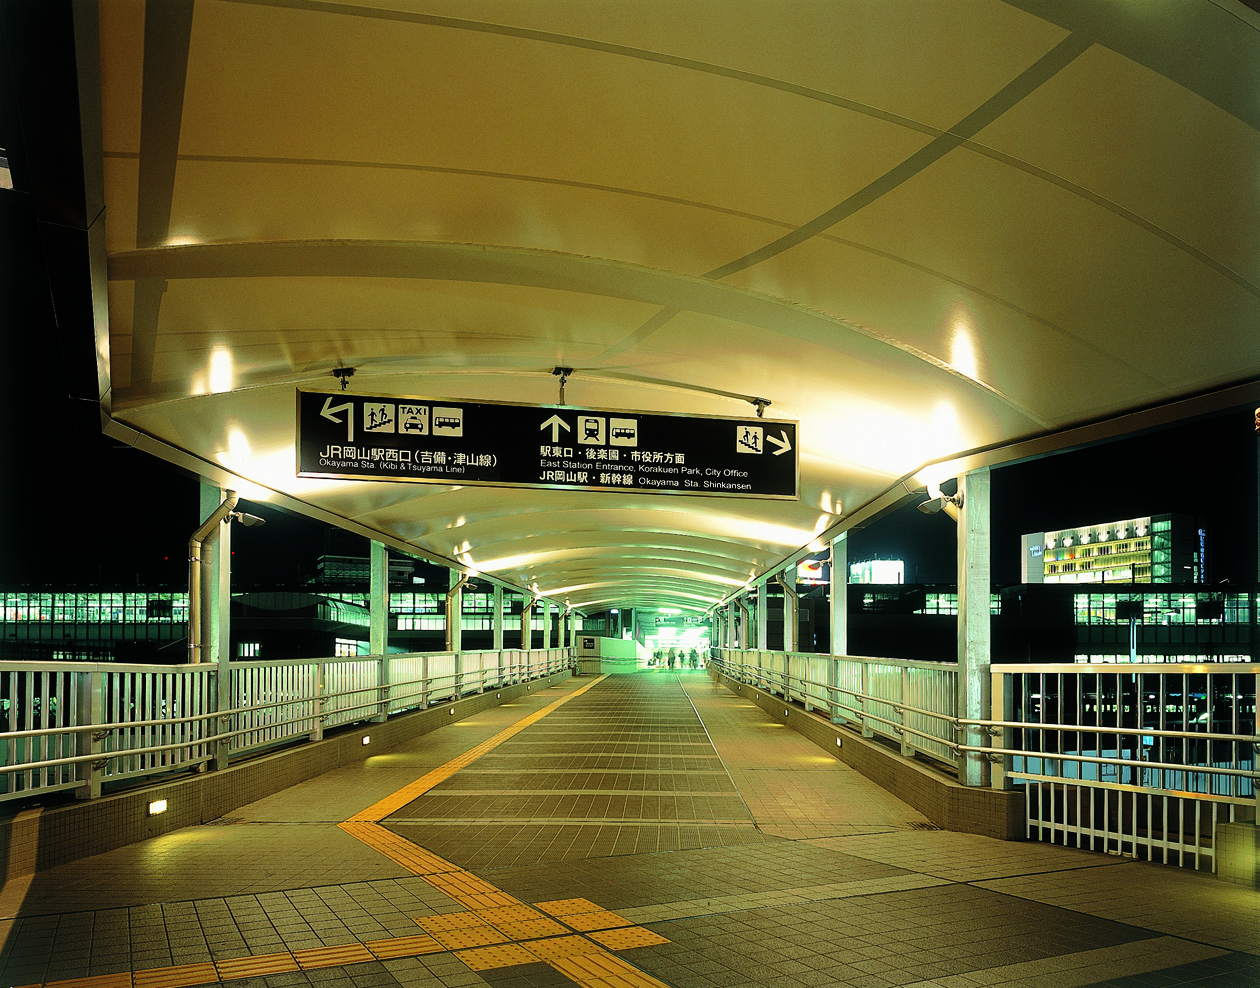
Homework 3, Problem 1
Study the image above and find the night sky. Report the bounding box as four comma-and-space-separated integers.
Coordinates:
850, 410, 1258, 586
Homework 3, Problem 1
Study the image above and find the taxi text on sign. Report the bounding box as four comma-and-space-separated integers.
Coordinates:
296, 389, 798, 499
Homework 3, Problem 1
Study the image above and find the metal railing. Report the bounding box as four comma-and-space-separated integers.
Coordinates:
982, 663, 1258, 871
0, 647, 573, 801
712, 648, 960, 767
712, 648, 1259, 872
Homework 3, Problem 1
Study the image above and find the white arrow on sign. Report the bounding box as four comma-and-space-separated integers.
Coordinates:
768, 430, 792, 456
540, 414, 571, 442
322, 396, 355, 441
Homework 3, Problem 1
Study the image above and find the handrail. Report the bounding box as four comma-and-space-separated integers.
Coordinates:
0, 647, 576, 795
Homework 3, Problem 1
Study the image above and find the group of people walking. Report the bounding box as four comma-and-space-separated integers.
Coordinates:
651, 647, 702, 670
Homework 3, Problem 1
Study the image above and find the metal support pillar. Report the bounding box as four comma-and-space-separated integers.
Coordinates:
198, 482, 233, 770
957, 467, 992, 787
521, 595, 536, 653
370, 541, 389, 656
446, 571, 468, 653
542, 599, 553, 650
736, 598, 752, 649
830, 533, 848, 657
756, 582, 768, 650
369, 542, 390, 722
774, 572, 798, 653
492, 585, 504, 650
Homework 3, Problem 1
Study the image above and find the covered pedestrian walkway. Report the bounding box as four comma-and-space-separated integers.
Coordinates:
2, 672, 1256, 988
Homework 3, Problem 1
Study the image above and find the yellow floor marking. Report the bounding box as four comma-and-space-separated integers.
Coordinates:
588, 927, 671, 950
26, 675, 671, 988
365, 933, 445, 959
535, 897, 601, 917
424, 924, 511, 950
418, 911, 493, 931
348, 675, 609, 823
549, 953, 672, 988
487, 914, 571, 939
523, 934, 607, 961
214, 952, 299, 979
27, 976, 131, 988
132, 963, 218, 988
559, 908, 634, 932
292, 943, 376, 968
455, 942, 539, 970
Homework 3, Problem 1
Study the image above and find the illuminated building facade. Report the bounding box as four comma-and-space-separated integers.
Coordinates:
1021, 514, 1200, 585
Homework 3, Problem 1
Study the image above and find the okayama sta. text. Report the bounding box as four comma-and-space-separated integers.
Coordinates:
317, 446, 496, 471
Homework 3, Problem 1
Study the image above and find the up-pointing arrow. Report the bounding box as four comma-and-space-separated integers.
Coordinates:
322, 396, 355, 441
768, 430, 792, 456
540, 414, 571, 443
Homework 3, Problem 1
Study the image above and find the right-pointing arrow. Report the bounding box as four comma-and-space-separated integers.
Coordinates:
768, 430, 792, 456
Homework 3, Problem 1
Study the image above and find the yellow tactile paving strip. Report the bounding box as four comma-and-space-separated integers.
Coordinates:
348, 676, 610, 823
19, 676, 675, 988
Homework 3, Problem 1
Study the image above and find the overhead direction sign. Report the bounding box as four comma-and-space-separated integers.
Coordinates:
296, 389, 798, 499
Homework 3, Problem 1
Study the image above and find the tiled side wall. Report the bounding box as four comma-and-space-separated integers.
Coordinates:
1215, 820, 1260, 889
0, 672, 572, 881
711, 670, 1024, 840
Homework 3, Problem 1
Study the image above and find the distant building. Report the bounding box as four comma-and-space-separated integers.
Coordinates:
1021, 513, 1201, 584
849, 559, 905, 584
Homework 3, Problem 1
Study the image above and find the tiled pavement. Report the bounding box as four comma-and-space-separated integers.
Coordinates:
1, 672, 1257, 988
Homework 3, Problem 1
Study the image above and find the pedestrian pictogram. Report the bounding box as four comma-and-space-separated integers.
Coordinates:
737, 426, 762, 453
364, 403, 396, 433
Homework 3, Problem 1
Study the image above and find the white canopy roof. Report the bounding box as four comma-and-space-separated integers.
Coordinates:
88, 0, 1260, 612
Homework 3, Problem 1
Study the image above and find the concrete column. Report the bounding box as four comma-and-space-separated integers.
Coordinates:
756, 582, 768, 650
492, 585, 504, 650
830, 534, 848, 656
369, 541, 389, 656
957, 467, 992, 787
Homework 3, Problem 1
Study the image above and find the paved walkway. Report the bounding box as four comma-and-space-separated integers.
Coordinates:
1, 672, 1257, 988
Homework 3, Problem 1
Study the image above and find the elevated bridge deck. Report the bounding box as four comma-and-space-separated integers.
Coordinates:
2, 672, 1256, 988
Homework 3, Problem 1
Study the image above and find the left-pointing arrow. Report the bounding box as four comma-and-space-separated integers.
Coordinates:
768, 430, 792, 456
540, 414, 571, 443
322, 396, 355, 441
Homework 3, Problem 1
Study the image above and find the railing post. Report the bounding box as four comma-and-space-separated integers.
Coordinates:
75, 670, 105, 800
899, 665, 913, 757
212, 658, 232, 771
829, 654, 841, 725
310, 659, 325, 742
454, 650, 463, 698
990, 667, 1013, 790
422, 653, 431, 706
373, 654, 389, 722
860, 661, 874, 738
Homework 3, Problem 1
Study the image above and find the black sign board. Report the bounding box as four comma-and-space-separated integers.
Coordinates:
296, 389, 798, 499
